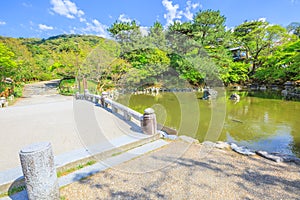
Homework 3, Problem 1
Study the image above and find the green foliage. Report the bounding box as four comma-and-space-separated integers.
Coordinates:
124, 48, 170, 85
169, 53, 204, 85
59, 78, 76, 95
0, 42, 17, 79
233, 20, 289, 75
221, 62, 249, 84
254, 39, 300, 82
13, 84, 24, 97
192, 9, 227, 46
57, 160, 96, 177
1, 11, 299, 90
0, 185, 26, 198
167, 9, 232, 86
287, 22, 300, 38
0, 34, 115, 87
108, 20, 139, 36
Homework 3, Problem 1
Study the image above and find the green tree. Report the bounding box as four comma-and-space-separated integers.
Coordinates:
233, 20, 289, 75
287, 22, 300, 38
0, 42, 17, 80
107, 21, 142, 53
255, 39, 300, 82
167, 10, 230, 86
147, 21, 167, 50
192, 9, 228, 47
221, 62, 250, 85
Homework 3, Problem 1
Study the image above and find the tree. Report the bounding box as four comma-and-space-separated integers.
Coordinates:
80, 39, 121, 91
107, 21, 142, 53
147, 21, 167, 51
192, 9, 228, 47
255, 39, 300, 82
287, 22, 300, 38
167, 10, 230, 86
233, 20, 289, 75
0, 42, 17, 80
220, 62, 249, 85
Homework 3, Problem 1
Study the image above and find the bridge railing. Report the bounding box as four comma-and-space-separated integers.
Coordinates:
75, 90, 159, 135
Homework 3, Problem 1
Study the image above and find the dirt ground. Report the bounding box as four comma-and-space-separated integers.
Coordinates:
60, 141, 300, 200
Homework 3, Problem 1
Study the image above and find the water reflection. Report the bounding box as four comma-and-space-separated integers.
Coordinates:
117, 91, 300, 157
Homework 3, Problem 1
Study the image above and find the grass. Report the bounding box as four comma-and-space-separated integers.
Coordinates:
0, 185, 26, 198
0, 160, 97, 198
111, 151, 123, 157
57, 160, 96, 177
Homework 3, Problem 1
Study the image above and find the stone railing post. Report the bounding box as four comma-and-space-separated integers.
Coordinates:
19, 142, 59, 200
111, 105, 117, 113
84, 89, 89, 100
101, 92, 108, 108
142, 108, 157, 135
124, 110, 131, 121
75, 92, 80, 99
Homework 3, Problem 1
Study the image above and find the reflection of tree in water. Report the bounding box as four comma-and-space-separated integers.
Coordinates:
223, 93, 300, 156
292, 140, 300, 157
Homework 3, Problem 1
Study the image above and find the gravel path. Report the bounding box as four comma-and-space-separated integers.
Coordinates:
60, 141, 300, 200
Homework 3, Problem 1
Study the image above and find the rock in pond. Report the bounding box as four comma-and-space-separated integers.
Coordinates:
230, 143, 255, 156
159, 130, 178, 140
202, 141, 216, 147
215, 141, 230, 149
256, 151, 283, 163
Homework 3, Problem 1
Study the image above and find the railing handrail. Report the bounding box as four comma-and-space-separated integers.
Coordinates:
75, 90, 177, 136
104, 98, 143, 121
75, 91, 143, 121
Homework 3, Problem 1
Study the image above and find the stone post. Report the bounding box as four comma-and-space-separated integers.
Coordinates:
75, 92, 80, 99
124, 110, 131, 121
101, 92, 108, 108
111, 104, 117, 113
19, 142, 59, 200
142, 108, 157, 135
84, 89, 89, 100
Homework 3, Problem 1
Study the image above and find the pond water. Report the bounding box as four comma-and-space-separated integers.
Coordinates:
117, 90, 300, 157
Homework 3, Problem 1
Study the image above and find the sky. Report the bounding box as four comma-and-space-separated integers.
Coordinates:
0, 0, 300, 39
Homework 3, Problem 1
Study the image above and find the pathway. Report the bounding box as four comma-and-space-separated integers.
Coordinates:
13, 80, 70, 106
0, 80, 151, 190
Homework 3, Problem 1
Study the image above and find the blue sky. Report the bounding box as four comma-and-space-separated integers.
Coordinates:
0, 0, 300, 39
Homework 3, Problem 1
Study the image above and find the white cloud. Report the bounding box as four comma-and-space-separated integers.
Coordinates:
183, 1, 200, 20
162, 0, 183, 26
22, 2, 32, 7
118, 14, 132, 23
39, 24, 54, 30
79, 17, 86, 22
50, 0, 84, 19
82, 19, 109, 38
290, 0, 298, 4
140, 26, 149, 36
258, 17, 267, 22
0, 21, 6, 25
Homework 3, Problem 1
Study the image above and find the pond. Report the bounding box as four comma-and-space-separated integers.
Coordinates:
117, 90, 300, 158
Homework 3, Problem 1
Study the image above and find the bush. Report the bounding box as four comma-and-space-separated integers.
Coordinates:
59, 78, 76, 96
